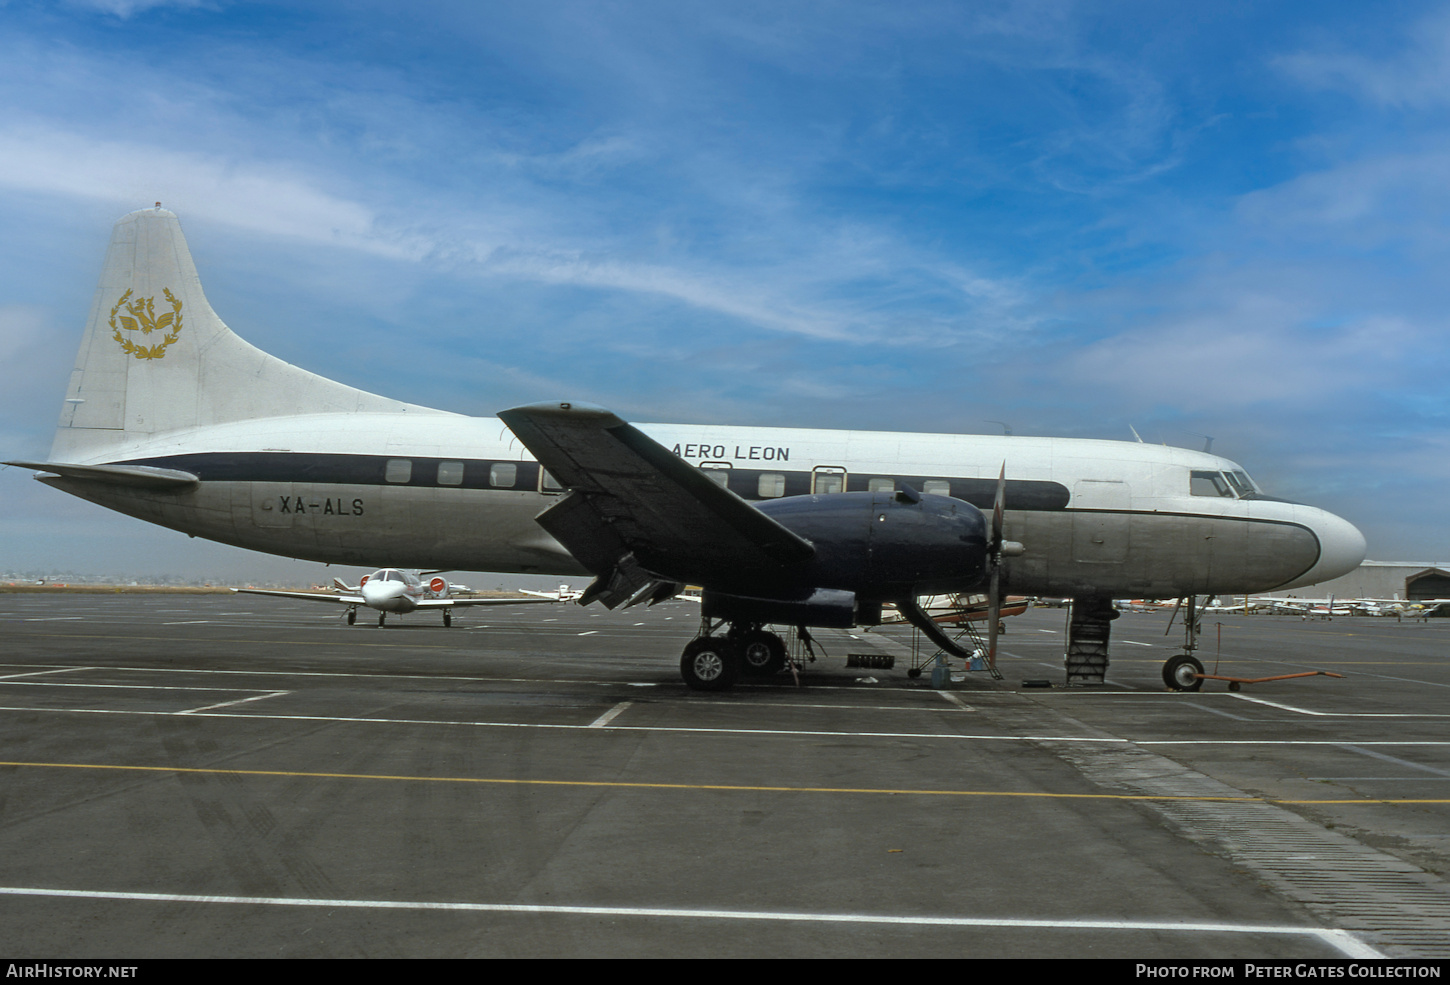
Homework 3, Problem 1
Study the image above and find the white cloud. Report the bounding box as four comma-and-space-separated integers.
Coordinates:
1235, 149, 1450, 250
0, 126, 416, 258
60, 0, 211, 18
1276, 10, 1450, 109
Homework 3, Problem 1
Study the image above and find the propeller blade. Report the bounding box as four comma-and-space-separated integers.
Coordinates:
986, 462, 1007, 673
987, 567, 1001, 673
991, 462, 1006, 553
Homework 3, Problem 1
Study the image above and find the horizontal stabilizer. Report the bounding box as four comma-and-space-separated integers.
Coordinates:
5, 460, 199, 489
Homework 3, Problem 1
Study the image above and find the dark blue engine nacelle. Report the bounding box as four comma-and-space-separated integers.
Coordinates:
700, 490, 990, 627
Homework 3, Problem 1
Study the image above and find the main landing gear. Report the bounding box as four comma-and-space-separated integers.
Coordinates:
680, 622, 791, 691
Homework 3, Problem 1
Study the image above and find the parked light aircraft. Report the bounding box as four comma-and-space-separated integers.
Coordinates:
1200, 596, 1277, 614
1270, 596, 1357, 618
235, 568, 556, 626
5, 208, 1367, 689
1267, 596, 1450, 618
520, 584, 585, 602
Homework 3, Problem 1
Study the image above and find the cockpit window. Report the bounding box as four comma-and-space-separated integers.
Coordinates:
1229, 470, 1259, 495
1190, 469, 1263, 499
1190, 471, 1236, 498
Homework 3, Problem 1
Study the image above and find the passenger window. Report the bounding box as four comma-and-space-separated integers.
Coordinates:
385, 459, 412, 484
922, 480, 951, 496
813, 468, 845, 495
758, 473, 785, 498
490, 463, 517, 488
437, 461, 464, 486
541, 469, 564, 492
700, 467, 730, 489
868, 477, 894, 493
1190, 470, 1235, 497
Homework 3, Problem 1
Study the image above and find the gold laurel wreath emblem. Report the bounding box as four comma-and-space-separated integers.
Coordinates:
110, 288, 184, 360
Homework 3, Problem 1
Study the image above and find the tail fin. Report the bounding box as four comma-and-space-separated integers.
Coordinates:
52, 206, 437, 463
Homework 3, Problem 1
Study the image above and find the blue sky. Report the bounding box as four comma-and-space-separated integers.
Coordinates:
2, 0, 1448, 582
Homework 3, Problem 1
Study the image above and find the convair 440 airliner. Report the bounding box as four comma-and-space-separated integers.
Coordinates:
6, 207, 1366, 690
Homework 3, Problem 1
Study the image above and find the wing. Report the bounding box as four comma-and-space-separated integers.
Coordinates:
497, 402, 815, 607
413, 597, 560, 608
233, 588, 363, 605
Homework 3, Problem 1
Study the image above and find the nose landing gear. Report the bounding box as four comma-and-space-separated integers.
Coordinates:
1160, 595, 1345, 691
1162, 653, 1205, 691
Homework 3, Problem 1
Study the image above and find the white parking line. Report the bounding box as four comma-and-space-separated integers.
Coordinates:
0, 667, 95, 680
1230, 694, 1450, 717
0, 681, 278, 693
0, 703, 1124, 741
177, 691, 291, 714
588, 701, 632, 727
3, 699, 1449, 747
0, 886, 1382, 957
936, 691, 974, 711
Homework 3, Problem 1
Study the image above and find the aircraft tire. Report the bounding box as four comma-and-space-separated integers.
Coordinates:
681, 637, 741, 691
1162, 654, 1204, 692
347, 609, 356, 625
443, 610, 452, 627
738, 630, 786, 677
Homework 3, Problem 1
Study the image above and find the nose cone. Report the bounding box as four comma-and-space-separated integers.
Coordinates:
362, 579, 413, 612
1274, 506, 1367, 591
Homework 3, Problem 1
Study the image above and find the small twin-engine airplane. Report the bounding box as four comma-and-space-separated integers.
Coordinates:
6, 208, 1368, 690
234, 568, 557, 626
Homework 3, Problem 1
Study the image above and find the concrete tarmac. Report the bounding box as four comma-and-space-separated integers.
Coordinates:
1, 593, 1447, 958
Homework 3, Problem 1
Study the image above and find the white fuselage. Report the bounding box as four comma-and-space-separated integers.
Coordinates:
44, 409, 1365, 599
